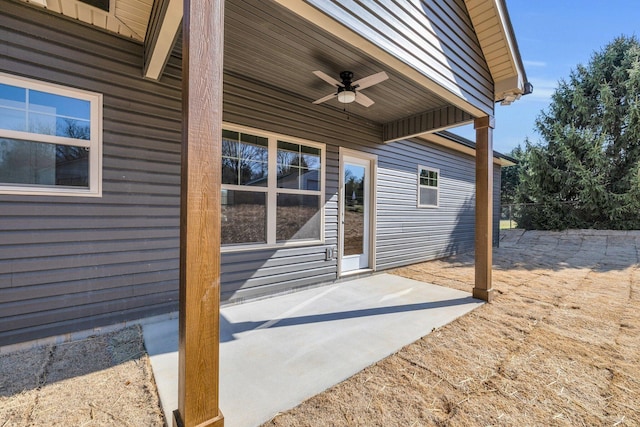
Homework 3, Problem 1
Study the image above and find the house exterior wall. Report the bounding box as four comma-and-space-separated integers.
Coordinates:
0, 2, 501, 346
376, 141, 476, 269
494, 166, 501, 246
0, 2, 182, 345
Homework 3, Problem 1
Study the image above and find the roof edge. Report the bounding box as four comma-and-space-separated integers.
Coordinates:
418, 130, 516, 167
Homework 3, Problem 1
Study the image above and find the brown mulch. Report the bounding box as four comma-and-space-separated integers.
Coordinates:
1, 230, 639, 426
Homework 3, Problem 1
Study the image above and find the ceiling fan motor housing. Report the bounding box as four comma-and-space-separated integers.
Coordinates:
340, 71, 353, 86
339, 71, 355, 88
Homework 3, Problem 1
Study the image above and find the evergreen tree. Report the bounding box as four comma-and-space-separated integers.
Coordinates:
500, 145, 524, 205
515, 35, 640, 230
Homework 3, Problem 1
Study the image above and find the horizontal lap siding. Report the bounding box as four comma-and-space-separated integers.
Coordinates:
221, 74, 358, 303
1, 1, 497, 346
305, 0, 493, 114
376, 140, 477, 269
223, 73, 489, 297
494, 166, 501, 246
0, 2, 181, 346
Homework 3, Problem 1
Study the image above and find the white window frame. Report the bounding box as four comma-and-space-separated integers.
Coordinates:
221, 123, 325, 252
0, 72, 103, 197
417, 165, 439, 208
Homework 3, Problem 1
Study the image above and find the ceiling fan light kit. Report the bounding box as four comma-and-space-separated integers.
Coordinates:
337, 88, 356, 103
312, 70, 388, 108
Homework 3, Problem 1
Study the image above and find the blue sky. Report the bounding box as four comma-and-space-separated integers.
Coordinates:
455, 0, 640, 155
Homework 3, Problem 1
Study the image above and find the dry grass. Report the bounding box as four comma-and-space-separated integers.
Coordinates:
0, 325, 164, 427
264, 230, 640, 426
1, 230, 639, 427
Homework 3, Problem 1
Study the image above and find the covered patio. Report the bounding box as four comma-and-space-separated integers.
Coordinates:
1, 0, 529, 425
171, 1, 521, 423
143, 273, 483, 427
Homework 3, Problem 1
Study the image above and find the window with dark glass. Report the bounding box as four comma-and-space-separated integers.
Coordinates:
221, 128, 324, 247
0, 74, 102, 196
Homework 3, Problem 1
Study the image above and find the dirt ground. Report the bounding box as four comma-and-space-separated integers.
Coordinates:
0, 325, 164, 427
265, 230, 640, 426
1, 230, 639, 426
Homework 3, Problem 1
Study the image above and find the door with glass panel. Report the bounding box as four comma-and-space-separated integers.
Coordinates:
340, 152, 373, 273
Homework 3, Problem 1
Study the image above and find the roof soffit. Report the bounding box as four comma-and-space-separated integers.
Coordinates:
20, 0, 153, 41
463, 0, 527, 103
17, 0, 514, 139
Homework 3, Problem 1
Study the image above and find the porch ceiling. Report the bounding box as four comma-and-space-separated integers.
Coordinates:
182, 0, 454, 126
19, 0, 466, 128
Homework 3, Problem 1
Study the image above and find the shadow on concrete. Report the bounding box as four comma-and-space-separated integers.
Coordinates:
220, 296, 476, 342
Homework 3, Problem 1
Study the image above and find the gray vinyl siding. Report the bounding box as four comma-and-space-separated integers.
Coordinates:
220, 73, 365, 303
376, 141, 476, 269
494, 166, 501, 246
305, 0, 494, 114
0, 1, 182, 346
1, 1, 499, 346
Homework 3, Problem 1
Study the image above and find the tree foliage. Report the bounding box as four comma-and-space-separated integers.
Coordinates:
515, 35, 640, 230
500, 144, 525, 205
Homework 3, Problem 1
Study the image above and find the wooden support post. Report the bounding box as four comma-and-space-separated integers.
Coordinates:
174, 0, 225, 426
473, 116, 495, 303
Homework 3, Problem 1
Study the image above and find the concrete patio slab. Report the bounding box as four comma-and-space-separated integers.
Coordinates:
143, 273, 483, 427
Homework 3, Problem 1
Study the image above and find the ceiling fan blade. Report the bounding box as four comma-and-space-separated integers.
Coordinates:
313, 70, 343, 87
354, 92, 375, 107
352, 71, 389, 90
313, 92, 337, 104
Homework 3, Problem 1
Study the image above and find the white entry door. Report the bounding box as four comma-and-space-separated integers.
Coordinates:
340, 150, 375, 274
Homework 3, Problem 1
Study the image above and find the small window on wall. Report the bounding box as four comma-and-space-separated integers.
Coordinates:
418, 166, 439, 208
0, 73, 102, 196
221, 126, 325, 249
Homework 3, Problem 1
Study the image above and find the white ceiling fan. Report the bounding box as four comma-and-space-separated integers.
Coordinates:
312, 70, 389, 107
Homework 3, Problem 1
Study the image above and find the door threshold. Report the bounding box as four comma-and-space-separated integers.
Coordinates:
340, 268, 374, 278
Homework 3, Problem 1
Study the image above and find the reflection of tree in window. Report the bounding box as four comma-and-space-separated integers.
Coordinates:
418, 167, 438, 207
277, 141, 320, 190
0, 138, 88, 187
221, 130, 323, 246
343, 164, 365, 255
344, 168, 364, 208
60, 118, 90, 140
222, 131, 268, 186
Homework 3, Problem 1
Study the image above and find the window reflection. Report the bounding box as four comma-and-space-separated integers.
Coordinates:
277, 141, 320, 190
221, 129, 324, 246
221, 190, 267, 244
222, 130, 268, 186
0, 84, 90, 139
276, 194, 321, 241
344, 165, 365, 256
0, 138, 89, 187
418, 167, 439, 207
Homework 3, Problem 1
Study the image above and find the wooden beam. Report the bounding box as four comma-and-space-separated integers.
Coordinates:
473, 115, 494, 302
382, 106, 473, 143
174, 0, 224, 426
143, 0, 182, 80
